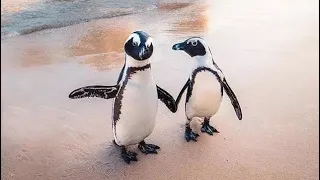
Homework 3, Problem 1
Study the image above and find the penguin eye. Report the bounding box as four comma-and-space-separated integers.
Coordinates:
132, 41, 138, 47
191, 41, 198, 46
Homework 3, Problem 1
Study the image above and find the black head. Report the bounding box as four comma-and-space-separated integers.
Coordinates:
124, 31, 153, 61
172, 37, 207, 57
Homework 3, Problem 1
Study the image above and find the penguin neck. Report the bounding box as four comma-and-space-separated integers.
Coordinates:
125, 55, 151, 68
191, 54, 225, 80
192, 54, 214, 69
123, 55, 153, 82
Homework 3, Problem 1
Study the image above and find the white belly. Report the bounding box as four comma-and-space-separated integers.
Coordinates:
113, 73, 158, 146
186, 71, 223, 119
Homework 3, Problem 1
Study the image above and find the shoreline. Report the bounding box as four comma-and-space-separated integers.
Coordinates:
1, 1, 197, 41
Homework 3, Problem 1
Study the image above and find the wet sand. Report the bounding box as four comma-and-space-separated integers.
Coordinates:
1, 0, 319, 180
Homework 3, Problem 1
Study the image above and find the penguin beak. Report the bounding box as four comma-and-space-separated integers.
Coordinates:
172, 42, 185, 50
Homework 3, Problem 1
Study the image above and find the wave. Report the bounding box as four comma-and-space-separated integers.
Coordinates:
1, 31, 21, 40
1, 4, 157, 40
19, 11, 134, 36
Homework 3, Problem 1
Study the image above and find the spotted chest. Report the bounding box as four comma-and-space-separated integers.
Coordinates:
186, 67, 223, 119
112, 66, 158, 146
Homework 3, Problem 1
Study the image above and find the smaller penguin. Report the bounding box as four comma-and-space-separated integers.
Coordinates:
172, 37, 242, 142
69, 31, 177, 164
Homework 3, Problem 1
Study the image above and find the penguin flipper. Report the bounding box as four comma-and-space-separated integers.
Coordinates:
222, 78, 242, 120
117, 63, 126, 84
156, 85, 177, 113
69, 85, 119, 99
175, 79, 190, 108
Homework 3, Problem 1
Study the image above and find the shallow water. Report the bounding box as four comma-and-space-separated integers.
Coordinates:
1, 0, 196, 40
1, 0, 207, 71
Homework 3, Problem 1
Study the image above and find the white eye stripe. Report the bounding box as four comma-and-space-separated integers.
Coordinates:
187, 39, 195, 44
186, 39, 199, 46
125, 33, 141, 46
145, 37, 153, 47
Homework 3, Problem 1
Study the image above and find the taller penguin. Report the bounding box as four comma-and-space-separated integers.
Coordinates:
69, 31, 177, 164
172, 37, 242, 142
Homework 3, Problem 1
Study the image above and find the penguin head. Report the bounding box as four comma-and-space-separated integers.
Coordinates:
124, 31, 154, 61
172, 37, 207, 57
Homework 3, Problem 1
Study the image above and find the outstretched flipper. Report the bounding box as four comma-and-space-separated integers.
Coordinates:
69, 85, 119, 99
222, 78, 242, 120
156, 85, 177, 113
175, 79, 190, 108
69, 62, 125, 100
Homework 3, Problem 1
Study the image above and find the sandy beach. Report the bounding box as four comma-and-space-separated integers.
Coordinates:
1, 0, 319, 179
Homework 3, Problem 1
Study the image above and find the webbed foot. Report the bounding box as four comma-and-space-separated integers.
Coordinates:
121, 146, 138, 164
201, 120, 219, 135
185, 127, 199, 142
138, 141, 160, 154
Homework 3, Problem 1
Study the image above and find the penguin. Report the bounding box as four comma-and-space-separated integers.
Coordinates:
69, 31, 177, 164
172, 37, 242, 142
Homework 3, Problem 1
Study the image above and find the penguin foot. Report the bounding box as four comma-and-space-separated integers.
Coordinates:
138, 141, 160, 154
201, 121, 219, 135
185, 127, 199, 142
121, 147, 138, 164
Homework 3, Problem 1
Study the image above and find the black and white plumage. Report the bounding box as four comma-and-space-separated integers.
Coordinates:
172, 37, 242, 142
69, 31, 177, 164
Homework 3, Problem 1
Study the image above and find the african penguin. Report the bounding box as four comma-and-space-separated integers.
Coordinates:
69, 31, 177, 164
172, 37, 242, 142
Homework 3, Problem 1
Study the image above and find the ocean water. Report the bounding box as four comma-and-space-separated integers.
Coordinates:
1, 0, 164, 40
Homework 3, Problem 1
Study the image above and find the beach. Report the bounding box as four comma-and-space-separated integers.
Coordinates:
1, 0, 319, 179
